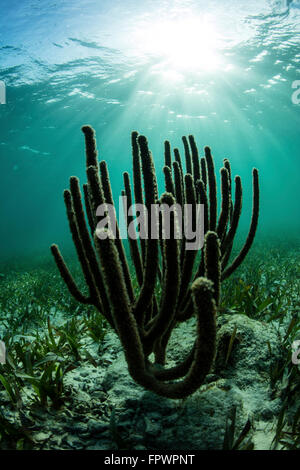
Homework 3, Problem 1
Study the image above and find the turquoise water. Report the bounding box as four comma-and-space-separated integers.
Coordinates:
0, 0, 300, 260
0, 1, 300, 452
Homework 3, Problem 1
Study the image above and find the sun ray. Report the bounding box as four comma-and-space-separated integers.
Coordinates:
134, 15, 222, 73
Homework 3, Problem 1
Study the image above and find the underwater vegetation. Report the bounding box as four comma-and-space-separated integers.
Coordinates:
0, 236, 299, 450
1, 0, 300, 453
0, 129, 299, 451
51, 126, 259, 399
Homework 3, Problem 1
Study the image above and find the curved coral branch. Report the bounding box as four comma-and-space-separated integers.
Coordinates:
136, 277, 217, 399
222, 168, 259, 280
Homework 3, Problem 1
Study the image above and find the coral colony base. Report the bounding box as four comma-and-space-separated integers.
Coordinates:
51, 126, 259, 399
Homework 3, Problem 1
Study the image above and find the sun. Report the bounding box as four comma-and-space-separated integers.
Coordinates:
138, 16, 221, 72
